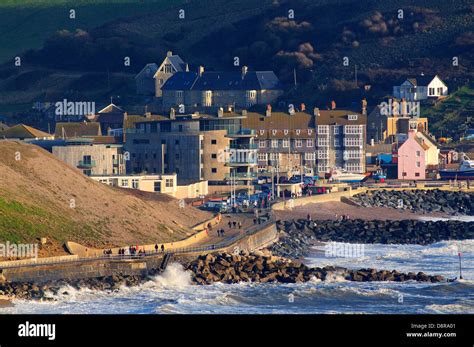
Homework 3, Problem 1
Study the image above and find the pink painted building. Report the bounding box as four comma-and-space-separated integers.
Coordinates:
397, 131, 428, 180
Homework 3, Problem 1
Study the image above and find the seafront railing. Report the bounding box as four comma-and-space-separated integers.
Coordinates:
0, 215, 274, 271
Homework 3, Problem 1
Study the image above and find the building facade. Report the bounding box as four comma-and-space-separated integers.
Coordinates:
397, 131, 428, 180
315, 110, 367, 175
125, 111, 257, 184
52, 139, 126, 176
161, 66, 283, 110
393, 75, 448, 101
242, 108, 317, 175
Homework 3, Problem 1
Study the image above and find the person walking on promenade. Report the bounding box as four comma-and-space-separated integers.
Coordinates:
155, 244, 159, 253
161, 244, 165, 253
228, 221, 232, 229
238, 221, 242, 229
233, 221, 237, 228
307, 214, 311, 222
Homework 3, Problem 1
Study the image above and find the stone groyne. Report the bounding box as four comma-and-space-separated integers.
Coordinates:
186, 253, 444, 285
269, 219, 474, 258
353, 189, 474, 215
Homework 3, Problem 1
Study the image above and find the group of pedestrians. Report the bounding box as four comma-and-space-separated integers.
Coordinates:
227, 220, 242, 229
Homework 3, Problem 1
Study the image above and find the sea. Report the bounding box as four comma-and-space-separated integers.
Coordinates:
2, 238, 473, 314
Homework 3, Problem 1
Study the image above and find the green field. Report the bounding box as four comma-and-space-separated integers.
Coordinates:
0, 0, 183, 63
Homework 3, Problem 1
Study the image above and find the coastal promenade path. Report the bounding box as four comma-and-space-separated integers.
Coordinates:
0, 212, 275, 271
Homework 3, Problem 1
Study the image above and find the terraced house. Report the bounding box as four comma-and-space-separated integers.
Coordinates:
161, 66, 283, 110
242, 106, 317, 175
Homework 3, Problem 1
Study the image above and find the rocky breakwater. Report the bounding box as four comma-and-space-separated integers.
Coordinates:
353, 189, 474, 215
0, 268, 165, 301
268, 219, 474, 258
185, 252, 444, 285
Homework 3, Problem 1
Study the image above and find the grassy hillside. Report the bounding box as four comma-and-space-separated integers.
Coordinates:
0, 0, 473, 121
421, 86, 474, 140
0, 141, 210, 256
0, 0, 184, 64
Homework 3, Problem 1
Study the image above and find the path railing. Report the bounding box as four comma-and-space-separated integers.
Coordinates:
0, 215, 274, 271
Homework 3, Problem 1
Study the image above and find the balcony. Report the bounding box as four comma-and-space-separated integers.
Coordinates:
225, 128, 256, 138
229, 143, 258, 150
77, 160, 96, 168
225, 172, 257, 180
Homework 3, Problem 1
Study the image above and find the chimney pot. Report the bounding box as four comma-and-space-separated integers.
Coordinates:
266, 104, 272, 117
313, 107, 320, 117
242, 66, 248, 79
198, 66, 205, 76
167, 51, 173, 57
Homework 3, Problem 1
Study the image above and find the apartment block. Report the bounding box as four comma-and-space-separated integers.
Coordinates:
52, 138, 126, 176
315, 110, 367, 175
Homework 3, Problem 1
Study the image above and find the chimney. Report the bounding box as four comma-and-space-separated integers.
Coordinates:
218, 107, 224, 118
145, 112, 152, 119
170, 108, 176, 120
331, 100, 336, 110
313, 107, 320, 117
300, 103, 306, 112
241, 66, 248, 79
198, 66, 205, 76
400, 98, 407, 116
361, 98, 367, 116
167, 51, 173, 57
242, 110, 248, 116
185, 63, 189, 72
266, 104, 272, 117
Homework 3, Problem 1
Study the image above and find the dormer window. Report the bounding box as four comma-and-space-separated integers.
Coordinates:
348, 114, 358, 121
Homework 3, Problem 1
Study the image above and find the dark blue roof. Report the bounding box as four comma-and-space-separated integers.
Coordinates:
162, 71, 282, 91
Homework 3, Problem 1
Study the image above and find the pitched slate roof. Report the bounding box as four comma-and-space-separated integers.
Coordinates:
54, 122, 101, 139
0, 124, 52, 139
167, 55, 187, 72
316, 110, 366, 126
162, 71, 283, 91
135, 63, 159, 79
402, 75, 446, 87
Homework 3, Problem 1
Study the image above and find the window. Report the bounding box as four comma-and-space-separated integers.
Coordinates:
317, 150, 329, 159
295, 139, 302, 148
176, 90, 184, 98
416, 161, 421, 168
211, 139, 217, 145
343, 150, 361, 160
165, 179, 174, 187
334, 138, 340, 147
317, 137, 329, 147
305, 152, 316, 161
132, 179, 139, 189
175, 139, 180, 145
333, 127, 340, 135
269, 153, 279, 161
271, 139, 278, 148
258, 140, 266, 148
282, 139, 289, 148
154, 182, 161, 192
348, 114, 358, 121
437, 87, 443, 95
121, 179, 129, 187
211, 168, 217, 173
318, 125, 329, 134
415, 172, 420, 177
211, 153, 217, 159
257, 153, 268, 161
306, 139, 314, 147
344, 125, 362, 134
344, 137, 363, 147
429, 88, 435, 96
203, 90, 212, 107
416, 151, 421, 157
